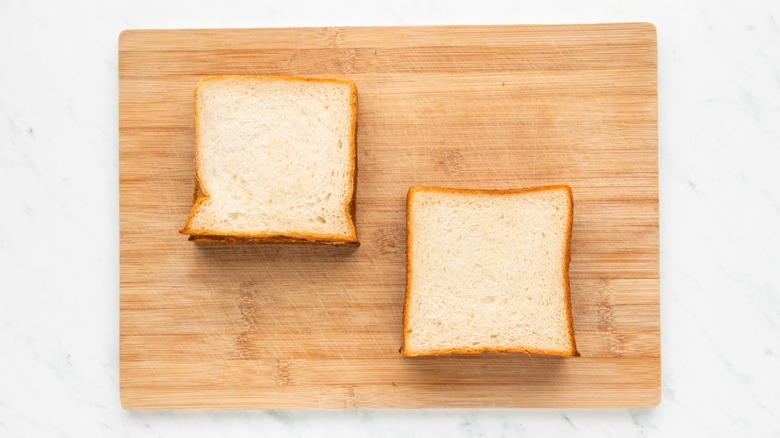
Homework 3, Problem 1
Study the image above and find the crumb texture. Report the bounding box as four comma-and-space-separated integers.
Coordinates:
185, 76, 355, 238
404, 187, 575, 356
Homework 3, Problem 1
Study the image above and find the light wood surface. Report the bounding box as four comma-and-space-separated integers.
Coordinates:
119, 23, 658, 409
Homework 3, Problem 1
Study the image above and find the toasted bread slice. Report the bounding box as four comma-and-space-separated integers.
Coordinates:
180, 75, 358, 245
402, 185, 578, 357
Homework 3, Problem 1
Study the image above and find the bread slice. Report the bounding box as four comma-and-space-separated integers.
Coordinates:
179, 75, 358, 245
402, 185, 578, 357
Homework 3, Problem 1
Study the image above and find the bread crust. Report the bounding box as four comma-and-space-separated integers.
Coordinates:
187, 234, 358, 245
179, 75, 359, 245
401, 185, 579, 357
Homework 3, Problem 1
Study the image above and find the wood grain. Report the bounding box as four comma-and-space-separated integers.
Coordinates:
119, 23, 658, 409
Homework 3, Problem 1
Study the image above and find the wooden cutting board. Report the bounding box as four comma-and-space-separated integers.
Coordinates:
119, 23, 658, 409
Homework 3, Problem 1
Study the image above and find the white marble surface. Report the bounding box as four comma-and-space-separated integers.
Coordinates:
2, 0, 779, 435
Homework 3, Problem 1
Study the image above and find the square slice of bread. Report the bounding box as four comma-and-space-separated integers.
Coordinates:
179, 75, 358, 244
402, 185, 579, 357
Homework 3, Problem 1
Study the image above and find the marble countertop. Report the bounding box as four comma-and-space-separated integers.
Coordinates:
2, 0, 778, 436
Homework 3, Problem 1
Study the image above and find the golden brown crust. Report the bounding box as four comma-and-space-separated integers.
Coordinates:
403, 346, 577, 357
401, 185, 579, 357
345, 79, 358, 240
561, 185, 579, 357
187, 234, 358, 245
401, 188, 416, 356
179, 75, 358, 245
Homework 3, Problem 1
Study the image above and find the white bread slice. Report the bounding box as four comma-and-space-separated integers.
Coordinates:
180, 76, 358, 244
402, 186, 578, 357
